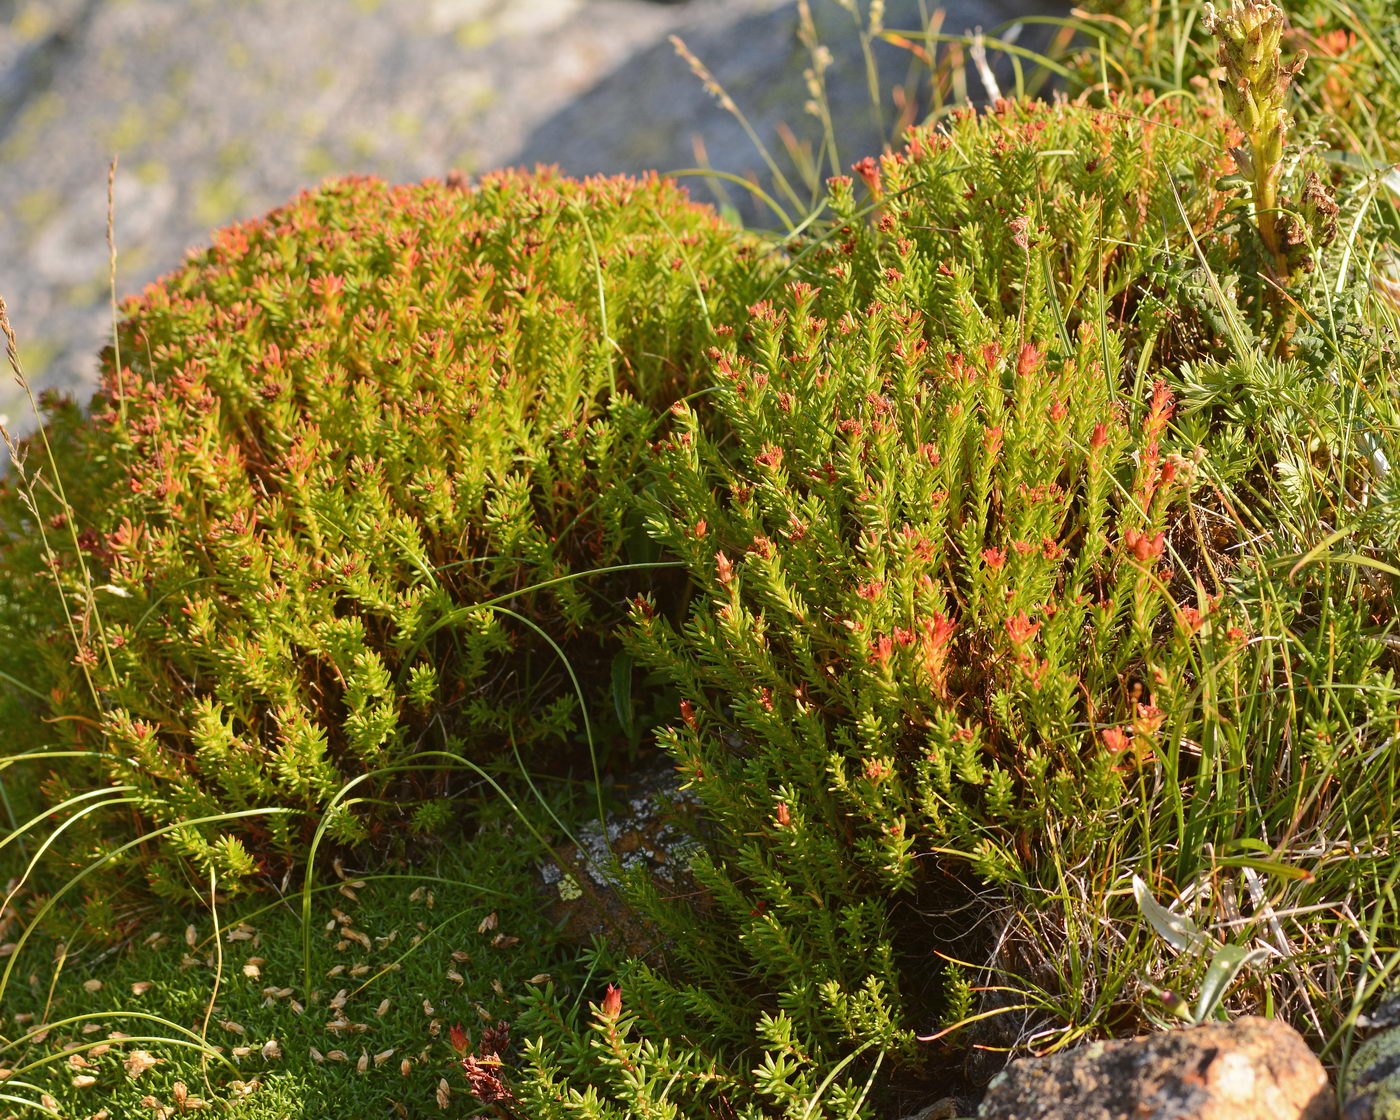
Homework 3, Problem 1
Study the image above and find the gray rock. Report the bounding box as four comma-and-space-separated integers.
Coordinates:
0, 0, 1061, 438
1342, 1018, 1400, 1119
977, 1017, 1336, 1120
520, 0, 1060, 220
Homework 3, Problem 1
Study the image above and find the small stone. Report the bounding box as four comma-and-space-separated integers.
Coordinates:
977, 1017, 1335, 1120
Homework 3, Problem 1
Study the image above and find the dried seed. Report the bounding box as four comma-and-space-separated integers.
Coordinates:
326, 1050, 349, 1062
374, 1048, 395, 1066
445, 969, 464, 986
528, 974, 551, 985
375, 998, 391, 1017
82, 979, 103, 992
219, 1020, 245, 1035
350, 963, 370, 978
261, 1039, 282, 1060
184, 925, 197, 948
309, 1047, 325, 1063
356, 1051, 368, 1073
130, 981, 154, 995
477, 913, 497, 934
326, 965, 345, 978
491, 933, 519, 948
436, 1078, 451, 1109
124, 1049, 161, 1078
451, 950, 470, 963
400, 1058, 412, 1076
422, 999, 434, 1016
344, 929, 372, 950
71, 1073, 97, 1087
231, 1046, 253, 1060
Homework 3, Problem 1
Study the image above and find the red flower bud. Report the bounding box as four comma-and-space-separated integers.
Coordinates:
852, 156, 882, 195
1005, 611, 1041, 645
601, 984, 622, 1019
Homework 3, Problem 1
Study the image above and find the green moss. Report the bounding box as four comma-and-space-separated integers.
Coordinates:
0, 91, 65, 164
2, 826, 586, 1118
192, 177, 249, 229
455, 21, 498, 51
14, 190, 61, 229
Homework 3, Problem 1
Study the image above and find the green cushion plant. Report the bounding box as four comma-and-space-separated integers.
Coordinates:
492, 90, 1398, 1112
0, 169, 762, 898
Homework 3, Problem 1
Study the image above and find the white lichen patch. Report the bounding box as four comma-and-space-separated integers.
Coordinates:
536, 766, 704, 950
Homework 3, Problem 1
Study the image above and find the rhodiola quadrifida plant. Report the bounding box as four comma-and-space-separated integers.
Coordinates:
0, 170, 765, 900
488, 86, 1400, 1115
2, 4, 1400, 1116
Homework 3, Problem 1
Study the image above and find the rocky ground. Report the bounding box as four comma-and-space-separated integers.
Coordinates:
0, 0, 1060, 436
